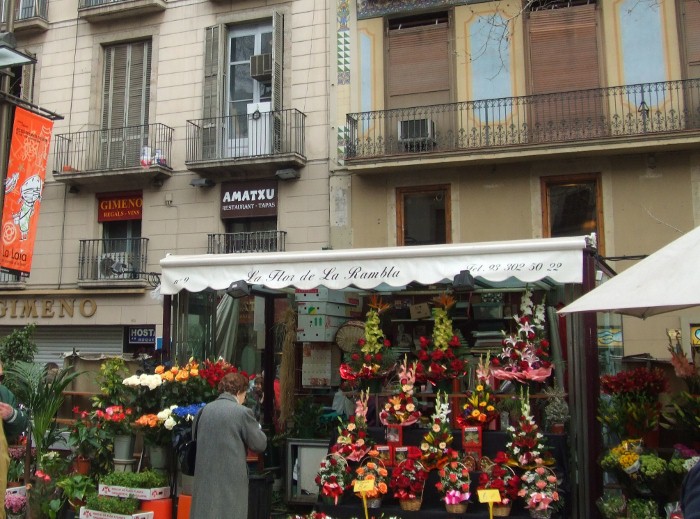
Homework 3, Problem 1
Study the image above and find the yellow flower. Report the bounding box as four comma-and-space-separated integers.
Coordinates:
476, 385, 484, 392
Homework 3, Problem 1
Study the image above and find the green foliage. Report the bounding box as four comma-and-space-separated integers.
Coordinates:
100, 469, 168, 489
289, 397, 334, 439
662, 391, 700, 440
92, 357, 134, 410
69, 409, 112, 459
0, 323, 37, 367
85, 495, 140, 514
32, 451, 72, 519
596, 491, 626, 519
56, 473, 97, 509
7, 362, 83, 458
626, 498, 661, 519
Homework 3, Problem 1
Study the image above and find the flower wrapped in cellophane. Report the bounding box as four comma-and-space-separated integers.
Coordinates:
331, 390, 374, 462
379, 356, 421, 426
420, 391, 454, 469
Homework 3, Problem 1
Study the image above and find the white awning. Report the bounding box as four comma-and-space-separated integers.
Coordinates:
159, 235, 592, 295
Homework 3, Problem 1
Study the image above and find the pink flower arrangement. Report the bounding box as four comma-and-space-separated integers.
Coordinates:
379, 356, 421, 426
518, 458, 561, 513
331, 391, 374, 462
5, 492, 27, 514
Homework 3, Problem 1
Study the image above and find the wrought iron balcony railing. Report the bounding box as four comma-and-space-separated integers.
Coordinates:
0, 271, 22, 283
186, 108, 306, 162
345, 78, 700, 160
1, 0, 47, 22
54, 123, 173, 174
78, 238, 149, 282
208, 231, 287, 254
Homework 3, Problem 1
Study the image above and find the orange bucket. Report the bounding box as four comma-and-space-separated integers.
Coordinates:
140, 497, 173, 519
177, 494, 192, 519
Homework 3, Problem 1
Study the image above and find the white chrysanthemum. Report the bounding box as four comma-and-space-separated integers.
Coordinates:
164, 417, 176, 430
123, 375, 140, 386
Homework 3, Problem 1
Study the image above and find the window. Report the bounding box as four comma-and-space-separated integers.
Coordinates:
224, 217, 278, 252
203, 14, 283, 159
396, 185, 451, 246
542, 174, 604, 253
386, 12, 451, 109
101, 40, 152, 168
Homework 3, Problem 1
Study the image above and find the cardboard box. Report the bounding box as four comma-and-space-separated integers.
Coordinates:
295, 288, 360, 306
301, 343, 341, 386
79, 509, 154, 519
97, 484, 170, 500
296, 301, 362, 318
296, 326, 341, 342
298, 315, 350, 330
409, 303, 431, 320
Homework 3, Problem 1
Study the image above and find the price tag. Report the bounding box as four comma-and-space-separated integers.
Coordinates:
353, 480, 375, 493
477, 489, 502, 503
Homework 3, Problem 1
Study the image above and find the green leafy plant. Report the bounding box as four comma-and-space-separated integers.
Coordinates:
100, 469, 168, 489
84, 495, 140, 515
289, 397, 334, 439
69, 407, 111, 459
32, 451, 72, 519
596, 491, 626, 519
92, 357, 134, 410
543, 385, 570, 429
0, 323, 37, 367
626, 498, 661, 519
7, 362, 82, 459
56, 473, 97, 509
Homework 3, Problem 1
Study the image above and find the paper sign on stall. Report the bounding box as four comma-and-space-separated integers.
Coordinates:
478, 489, 503, 519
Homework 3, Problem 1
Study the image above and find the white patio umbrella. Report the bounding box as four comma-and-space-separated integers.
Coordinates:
558, 225, 700, 318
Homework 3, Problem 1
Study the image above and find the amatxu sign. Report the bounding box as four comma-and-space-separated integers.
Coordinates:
160, 236, 592, 294
220, 179, 278, 219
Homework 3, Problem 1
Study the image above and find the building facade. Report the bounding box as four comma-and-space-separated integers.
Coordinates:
0, 0, 330, 368
329, 0, 700, 359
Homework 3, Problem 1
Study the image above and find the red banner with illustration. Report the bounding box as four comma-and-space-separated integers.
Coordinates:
0, 107, 53, 275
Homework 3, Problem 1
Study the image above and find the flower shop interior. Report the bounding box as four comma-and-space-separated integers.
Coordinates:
8, 233, 698, 519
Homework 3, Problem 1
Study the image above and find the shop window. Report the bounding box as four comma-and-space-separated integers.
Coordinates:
542, 174, 604, 253
396, 185, 451, 246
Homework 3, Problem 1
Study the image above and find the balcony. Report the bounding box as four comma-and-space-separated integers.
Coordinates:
78, 0, 166, 23
53, 123, 173, 190
0, 270, 25, 289
345, 78, 700, 172
186, 108, 306, 179
78, 238, 150, 288
1, 0, 49, 33
207, 231, 287, 254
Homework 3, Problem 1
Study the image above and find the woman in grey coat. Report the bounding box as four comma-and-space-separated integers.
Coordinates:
191, 371, 268, 519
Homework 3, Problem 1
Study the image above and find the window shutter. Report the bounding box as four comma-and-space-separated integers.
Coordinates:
20, 62, 34, 103
272, 12, 283, 113
203, 25, 222, 159
527, 5, 603, 137
387, 23, 449, 98
682, 0, 700, 78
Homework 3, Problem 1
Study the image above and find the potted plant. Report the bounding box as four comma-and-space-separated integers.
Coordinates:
543, 385, 570, 434
518, 458, 562, 518
4, 492, 27, 519
7, 445, 25, 485
626, 498, 661, 519
69, 407, 110, 473
435, 451, 472, 514
315, 453, 351, 505
56, 473, 97, 511
84, 494, 140, 516
94, 404, 135, 459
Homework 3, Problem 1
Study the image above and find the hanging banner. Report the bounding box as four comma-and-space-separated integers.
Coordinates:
0, 107, 54, 275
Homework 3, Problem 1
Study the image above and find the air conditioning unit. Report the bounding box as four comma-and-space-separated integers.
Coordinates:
98, 253, 130, 280
398, 118, 436, 152
250, 54, 273, 81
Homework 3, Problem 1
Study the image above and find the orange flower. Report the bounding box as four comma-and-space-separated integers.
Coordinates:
175, 370, 189, 382
154, 366, 165, 374
170, 367, 179, 374
432, 293, 456, 310
161, 371, 174, 382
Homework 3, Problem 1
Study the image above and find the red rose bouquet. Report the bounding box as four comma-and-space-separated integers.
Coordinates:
478, 452, 521, 506
316, 453, 352, 504
94, 405, 134, 436
340, 296, 398, 381
492, 288, 552, 383
379, 356, 421, 426
390, 457, 429, 501
415, 293, 468, 384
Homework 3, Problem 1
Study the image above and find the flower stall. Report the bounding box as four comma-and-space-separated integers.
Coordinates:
159, 234, 615, 517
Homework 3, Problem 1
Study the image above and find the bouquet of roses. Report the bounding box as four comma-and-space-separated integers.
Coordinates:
94, 405, 134, 436
435, 451, 472, 505
390, 456, 429, 501
415, 294, 468, 384
340, 296, 397, 381
459, 354, 497, 427
505, 389, 552, 468
420, 391, 454, 469
331, 391, 374, 462
352, 455, 389, 500
134, 405, 178, 447
492, 288, 553, 383
379, 356, 421, 426
315, 453, 352, 504
478, 452, 521, 506
518, 458, 561, 513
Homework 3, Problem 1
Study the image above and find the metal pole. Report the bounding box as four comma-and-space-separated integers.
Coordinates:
0, 0, 17, 221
